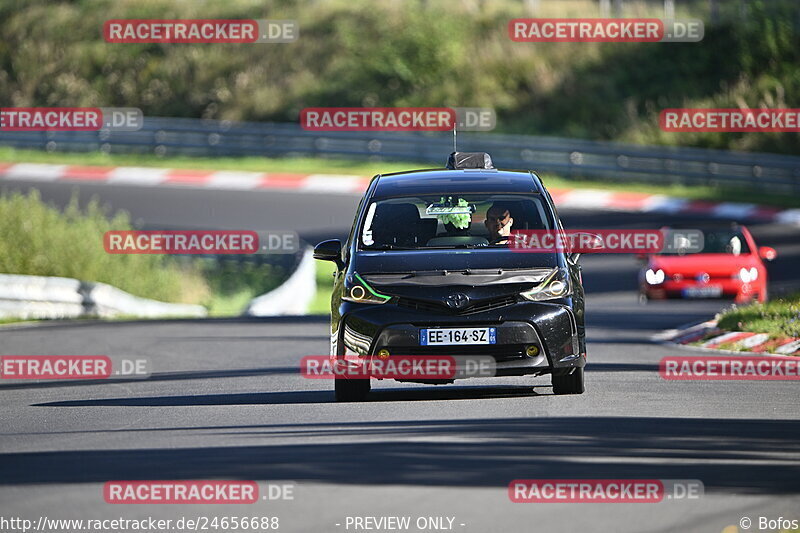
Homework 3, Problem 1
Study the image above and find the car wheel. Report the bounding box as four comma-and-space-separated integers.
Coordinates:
334, 376, 371, 402
552, 367, 585, 395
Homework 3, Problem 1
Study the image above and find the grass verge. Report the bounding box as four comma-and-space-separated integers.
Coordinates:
0, 147, 417, 178
716, 294, 800, 339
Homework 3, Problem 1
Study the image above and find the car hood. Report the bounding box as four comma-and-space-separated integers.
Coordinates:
355, 249, 560, 302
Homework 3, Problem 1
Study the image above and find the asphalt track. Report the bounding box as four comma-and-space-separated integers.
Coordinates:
1, 178, 799, 533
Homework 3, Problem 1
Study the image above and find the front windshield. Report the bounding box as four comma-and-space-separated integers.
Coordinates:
661, 230, 751, 256
359, 194, 553, 250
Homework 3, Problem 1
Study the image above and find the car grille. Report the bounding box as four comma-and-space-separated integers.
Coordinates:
396, 295, 517, 315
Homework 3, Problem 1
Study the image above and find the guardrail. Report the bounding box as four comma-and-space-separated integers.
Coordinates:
0, 273, 206, 320
2, 117, 799, 192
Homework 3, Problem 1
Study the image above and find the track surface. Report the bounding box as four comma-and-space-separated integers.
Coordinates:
1, 179, 799, 533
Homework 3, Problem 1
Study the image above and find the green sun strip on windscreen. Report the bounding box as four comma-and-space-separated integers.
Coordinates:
354, 272, 391, 300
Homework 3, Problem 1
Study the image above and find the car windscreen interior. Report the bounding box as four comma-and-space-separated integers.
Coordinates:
360, 194, 552, 249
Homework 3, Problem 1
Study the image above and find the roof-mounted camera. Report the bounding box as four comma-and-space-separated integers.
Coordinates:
445, 152, 494, 170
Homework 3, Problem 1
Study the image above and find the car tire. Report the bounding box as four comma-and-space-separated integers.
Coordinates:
552, 367, 585, 395
335, 376, 371, 402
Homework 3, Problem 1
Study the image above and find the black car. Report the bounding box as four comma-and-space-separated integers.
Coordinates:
314, 152, 586, 401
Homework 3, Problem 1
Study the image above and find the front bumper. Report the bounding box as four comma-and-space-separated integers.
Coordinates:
641, 279, 761, 300
335, 300, 584, 379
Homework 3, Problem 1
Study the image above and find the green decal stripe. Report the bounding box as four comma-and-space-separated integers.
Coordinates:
354, 273, 391, 300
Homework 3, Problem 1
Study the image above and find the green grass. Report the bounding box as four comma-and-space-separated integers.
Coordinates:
0, 189, 291, 317
206, 288, 260, 317
0, 147, 418, 177
717, 293, 800, 338
3, 146, 799, 207
309, 260, 337, 315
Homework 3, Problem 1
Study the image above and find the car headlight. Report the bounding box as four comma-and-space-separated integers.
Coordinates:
521, 267, 572, 301
645, 268, 665, 285
735, 267, 758, 283
342, 272, 391, 304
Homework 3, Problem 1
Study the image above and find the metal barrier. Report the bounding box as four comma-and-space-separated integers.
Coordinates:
2, 117, 799, 192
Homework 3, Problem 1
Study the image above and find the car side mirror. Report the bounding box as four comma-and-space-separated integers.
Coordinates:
314, 239, 344, 268
759, 246, 777, 261
568, 232, 603, 262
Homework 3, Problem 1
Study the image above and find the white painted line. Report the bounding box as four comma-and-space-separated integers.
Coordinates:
302, 175, 366, 194
643, 196, 689, 214
652, 319, 717, 342
775, 209, 800, 226
700, 331, 749, 347
205, 171, 265, 190
107, 167, 170, 186
2, 163, 68, 181
637, 194, 668, 212
557, 189, 613, 209
775, 339, 800, 355
651, 328, 681, 342
712, 202, 757, 219
736, 333, 769, 349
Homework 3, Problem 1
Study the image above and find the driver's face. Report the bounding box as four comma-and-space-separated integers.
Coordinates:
485, 208, 512, 236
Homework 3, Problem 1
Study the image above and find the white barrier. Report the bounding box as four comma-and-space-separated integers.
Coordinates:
0, 273, 206, 320
246, 248, 317, 316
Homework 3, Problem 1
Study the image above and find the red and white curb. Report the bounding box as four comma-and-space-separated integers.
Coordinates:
0, 162, 370, 194
654, 319, 800, 356
1, 162, 799, 224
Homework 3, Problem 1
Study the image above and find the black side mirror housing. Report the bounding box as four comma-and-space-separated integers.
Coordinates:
314, 239, 344, 268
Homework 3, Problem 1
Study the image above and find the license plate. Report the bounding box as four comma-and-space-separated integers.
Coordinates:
420, 327, 496, 346
682, 286, 722, 298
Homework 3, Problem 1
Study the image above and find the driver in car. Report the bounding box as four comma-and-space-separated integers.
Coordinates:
485, 203, 514, 244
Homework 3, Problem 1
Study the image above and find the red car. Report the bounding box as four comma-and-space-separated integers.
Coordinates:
639, 224, 776, 303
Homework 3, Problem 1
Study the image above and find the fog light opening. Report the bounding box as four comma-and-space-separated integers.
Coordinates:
350, 286, 366, 300
377, 349, 390, 359
525, 345, 540, 357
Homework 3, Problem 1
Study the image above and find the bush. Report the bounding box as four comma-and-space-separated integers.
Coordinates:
0, 189, 205, 303
1, 0, 799, 153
